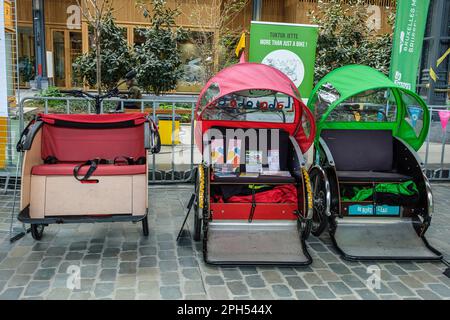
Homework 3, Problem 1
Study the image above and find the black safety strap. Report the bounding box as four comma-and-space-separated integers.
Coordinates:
248, 188, 257, 223
73, 159, 99, 181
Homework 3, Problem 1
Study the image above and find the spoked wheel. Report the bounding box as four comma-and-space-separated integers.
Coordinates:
309, 167, 329, 237
31, 224, 45, 240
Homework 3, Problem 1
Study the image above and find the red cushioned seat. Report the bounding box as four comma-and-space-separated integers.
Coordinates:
32, 163, 146, 176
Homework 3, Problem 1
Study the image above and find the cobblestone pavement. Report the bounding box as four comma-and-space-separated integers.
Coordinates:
0, 184, 449, 300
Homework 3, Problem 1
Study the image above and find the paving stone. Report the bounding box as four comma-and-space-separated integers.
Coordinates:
416, 289, 441, 300
328, 281, 353, 295
279, 267, 297, 276
159, 260, 178, 272
99, 269, 117, 282
179, 257, 198, 268
428, 284, 450, 298
295, 290, 317, 300
94, 282, 114, 298
139, 246, 157, 256
27, 252, 45, 262
120, 251, 138, 261
222, 268, 242, 281
250, 288, 274, 299
34, 268, 56, 280
240, 266, 258, 275
244, 275, 265, 288
303, 273, 323, 285
384, 264, 408, 276
81, 265, 98, 278
65, 252, 84, 261
24, 281, 50, 296
0, 287, 24, 300
137, 280, 159, 294
285, 276, 308, 290
0, 269, 14, 281
160, 286, 182, 299
103, 248, 120, 258
261, 271, 283, 284
341, 275, 366, 289
329, 263, 352, 275
205, 275, 224, 286
208, 285, 230, 300
119, 262, 137, 274
398, 275, 425, 289
45, 247, 66, 256
226, 281, 249, 296
0, 257, 23, 269
46, 288, 71, 300
114, 288, 136, 300
181, 268, 201, 281
7, 274, 30, 287
183, 281, 205, 294
312, 285, 336, 299
388, 281, 415, 297
122, 242, 138, 251
16, 262, 39, 275
355, 289, 379, 300
161, 271, 180, 285
82, 254, 101, 265
101, 258, 119, 269
272, 284, 292, 298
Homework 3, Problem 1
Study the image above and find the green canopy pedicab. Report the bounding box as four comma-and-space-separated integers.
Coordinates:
308, 65, 442, 261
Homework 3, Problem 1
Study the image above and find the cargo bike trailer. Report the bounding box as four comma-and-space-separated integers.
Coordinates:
307, 65, 442, 261
189, 62, 317, 265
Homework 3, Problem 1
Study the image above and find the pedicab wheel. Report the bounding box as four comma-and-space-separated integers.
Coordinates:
31, 224, 45, 240
309, 167, 329, 237
142, 215, 149, 236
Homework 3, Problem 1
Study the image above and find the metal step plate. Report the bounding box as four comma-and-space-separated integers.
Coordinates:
333, 218, 442, 261
206, 220, 311, 265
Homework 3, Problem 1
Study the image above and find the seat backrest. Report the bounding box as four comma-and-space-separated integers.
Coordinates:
207, 127, 290, 171
321, 129, 393, 171
41, 124, 146, 162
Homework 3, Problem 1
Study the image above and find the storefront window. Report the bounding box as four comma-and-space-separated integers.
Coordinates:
177, 31, 213, 93
70, 32, 83, 87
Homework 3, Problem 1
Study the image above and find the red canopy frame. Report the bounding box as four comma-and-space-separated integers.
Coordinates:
195, 63, 315, 153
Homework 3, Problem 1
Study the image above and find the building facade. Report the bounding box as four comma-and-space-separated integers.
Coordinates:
15, 0, 396, 93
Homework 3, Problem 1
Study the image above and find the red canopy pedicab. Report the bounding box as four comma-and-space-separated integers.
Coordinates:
192, 62, 316, 265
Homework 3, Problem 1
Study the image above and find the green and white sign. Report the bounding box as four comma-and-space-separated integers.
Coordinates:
249, 21, 318, 98
389, 0, 430, 91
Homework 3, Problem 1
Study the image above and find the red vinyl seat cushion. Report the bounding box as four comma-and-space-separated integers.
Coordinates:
32, 163, 146, 176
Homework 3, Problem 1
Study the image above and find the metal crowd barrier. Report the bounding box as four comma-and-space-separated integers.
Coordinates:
423, 105, 450, 181
7, 94, 199, 185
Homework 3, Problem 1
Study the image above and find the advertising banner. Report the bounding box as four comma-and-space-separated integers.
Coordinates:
389, 0, 430, 91
249, 21, 318, 98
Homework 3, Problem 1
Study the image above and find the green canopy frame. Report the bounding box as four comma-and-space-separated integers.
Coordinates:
308, 65, 430, 151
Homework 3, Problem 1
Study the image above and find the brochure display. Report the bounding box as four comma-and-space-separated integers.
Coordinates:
307, 65, 442, 261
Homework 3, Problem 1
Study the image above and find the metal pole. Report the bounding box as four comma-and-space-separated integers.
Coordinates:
172, 102, 175, 181
424, 106, 432, 166
440, 124, 447, 178
190, 102, 195, 175
152, 101, 157, 182
32, 0, 47, 88
252, 0, 262, 21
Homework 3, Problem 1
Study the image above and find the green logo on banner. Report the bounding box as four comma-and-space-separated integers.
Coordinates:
389, 0, 430, 91
249, 21, 318, 99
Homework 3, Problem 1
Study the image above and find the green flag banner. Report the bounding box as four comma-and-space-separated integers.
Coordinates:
389, 0, 430, 91
249, 21, 318, 99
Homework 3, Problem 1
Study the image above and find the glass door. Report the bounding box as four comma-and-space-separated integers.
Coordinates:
52, 30, 66, 87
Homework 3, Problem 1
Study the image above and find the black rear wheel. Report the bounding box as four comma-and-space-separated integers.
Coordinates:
142, 215, 149, 236
309, 167, 329, 237
31, 224, 44, 240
